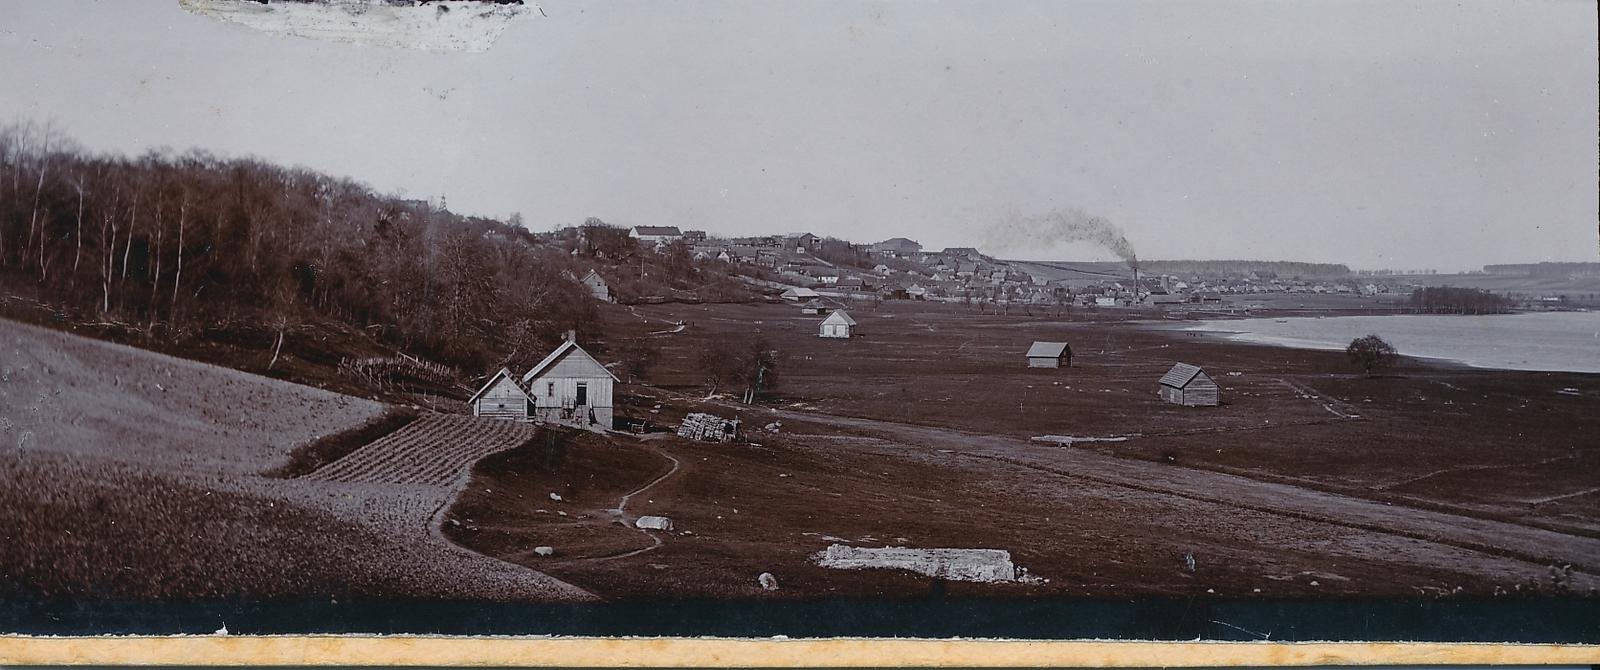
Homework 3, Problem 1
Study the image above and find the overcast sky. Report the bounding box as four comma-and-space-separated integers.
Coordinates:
2, 1, 1595, 270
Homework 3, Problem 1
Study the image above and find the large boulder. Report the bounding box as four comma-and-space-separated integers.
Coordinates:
635, 515, 673, 531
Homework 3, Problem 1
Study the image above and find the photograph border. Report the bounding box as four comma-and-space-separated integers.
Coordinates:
2, 636, 1599, 667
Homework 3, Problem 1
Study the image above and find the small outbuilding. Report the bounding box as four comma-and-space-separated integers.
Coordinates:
468, 367, 534, 421
800, 299, 829, 315
1025, 341, 1072, 368
819, 310, 856, 338
781, 287, 821, 301
1158, 363, 1220, 407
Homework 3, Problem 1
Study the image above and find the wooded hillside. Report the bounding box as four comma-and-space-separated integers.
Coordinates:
0, 122, 598, 374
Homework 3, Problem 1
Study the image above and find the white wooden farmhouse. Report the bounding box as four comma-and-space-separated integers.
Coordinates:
819, 310, 856, 338
579, 269, 611, 303
521, 340, 618, 429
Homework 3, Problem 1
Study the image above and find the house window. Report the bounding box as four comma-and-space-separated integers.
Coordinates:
576, 382, 588, 406
547, 382, 555, 397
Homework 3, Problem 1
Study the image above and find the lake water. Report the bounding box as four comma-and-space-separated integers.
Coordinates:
1182, 311, 1600, 374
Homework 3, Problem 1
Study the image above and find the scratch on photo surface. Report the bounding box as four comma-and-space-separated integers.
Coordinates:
178, 0, 538, 53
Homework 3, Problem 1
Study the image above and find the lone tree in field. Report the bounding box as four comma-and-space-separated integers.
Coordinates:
697, 334, 780, 403
614, 336, 660, 383
1346, 334, 1398, 376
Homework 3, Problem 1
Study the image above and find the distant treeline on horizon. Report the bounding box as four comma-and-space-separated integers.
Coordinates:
1482, 262, 1600, 277
1013, 259, 1352, 277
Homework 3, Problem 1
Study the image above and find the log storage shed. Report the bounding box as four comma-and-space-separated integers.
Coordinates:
1158, 363, 1220, 407
819, 310, 856, 338
1026, 341, 1072, 368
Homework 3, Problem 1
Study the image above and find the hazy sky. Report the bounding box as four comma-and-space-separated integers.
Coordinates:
2, 1, 1595, 270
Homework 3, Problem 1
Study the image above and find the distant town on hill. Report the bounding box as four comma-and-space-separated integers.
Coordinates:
2, 124, 1594, 384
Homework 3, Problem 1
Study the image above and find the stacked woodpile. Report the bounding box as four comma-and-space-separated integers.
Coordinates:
677, 413, 740, 442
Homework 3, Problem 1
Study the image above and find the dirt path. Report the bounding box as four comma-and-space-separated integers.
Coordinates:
743, 404, 1600, 576
595, 439, 682, 562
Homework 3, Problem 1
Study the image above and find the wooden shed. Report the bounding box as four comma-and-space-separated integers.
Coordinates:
1158, 363, 1220, 407
520, 340, 619, 430
468, 367, 534, 421
819, 310, 856, 338
800, 299, 829, 315
1026, 341, 1072, 368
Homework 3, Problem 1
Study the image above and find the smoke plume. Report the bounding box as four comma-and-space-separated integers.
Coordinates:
982, 207, 1139, 269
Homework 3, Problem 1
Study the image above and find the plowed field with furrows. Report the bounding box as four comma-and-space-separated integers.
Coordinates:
307, 414, 540, 486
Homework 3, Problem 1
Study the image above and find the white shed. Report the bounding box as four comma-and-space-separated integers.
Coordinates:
520, 340, 619, 430
819, 310, 856, 338
468, 367, 534, 421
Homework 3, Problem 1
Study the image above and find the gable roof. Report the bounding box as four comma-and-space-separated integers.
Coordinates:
800, 299, 828, 308
632, 225, 682, 236
821, 310, 856, 326
467, 367, 531, 404
580, 269, 606, 284
1159, 363, 1206, 388
781, 287, 820, 298
521, 340, 620, 384
1026, 341, 1071, 358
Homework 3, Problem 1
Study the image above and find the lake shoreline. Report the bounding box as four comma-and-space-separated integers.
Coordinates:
1144, 311, 1600, 375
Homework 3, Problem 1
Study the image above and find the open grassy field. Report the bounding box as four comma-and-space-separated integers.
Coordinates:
435, 299, 1600, 599
6, 296, 1598, 604
601, 301, 1599, 531
0, 318, 588, 601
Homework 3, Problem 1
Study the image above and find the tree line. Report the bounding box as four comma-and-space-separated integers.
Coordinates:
0, 121, 597, 372
1136, 260, 1353, 277
1408, 286, 1510, 314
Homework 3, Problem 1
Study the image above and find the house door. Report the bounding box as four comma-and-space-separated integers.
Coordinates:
575, 382, 588, 406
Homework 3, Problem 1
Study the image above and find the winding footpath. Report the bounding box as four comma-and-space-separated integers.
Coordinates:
596, 438, 683, 562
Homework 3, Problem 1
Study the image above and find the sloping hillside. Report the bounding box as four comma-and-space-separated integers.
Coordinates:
0, 317, 590, 601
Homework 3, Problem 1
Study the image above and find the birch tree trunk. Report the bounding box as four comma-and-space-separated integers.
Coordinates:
171, 195, 186, 330
25, 155, 46, 269
72, 180, 85, 276
101, 212, 116, 315
121, 192, 138, 282
148, 201, 165, 327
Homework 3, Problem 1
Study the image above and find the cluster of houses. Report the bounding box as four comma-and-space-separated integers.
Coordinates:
598, 224, 1399, 305
468, 336, 618, 431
